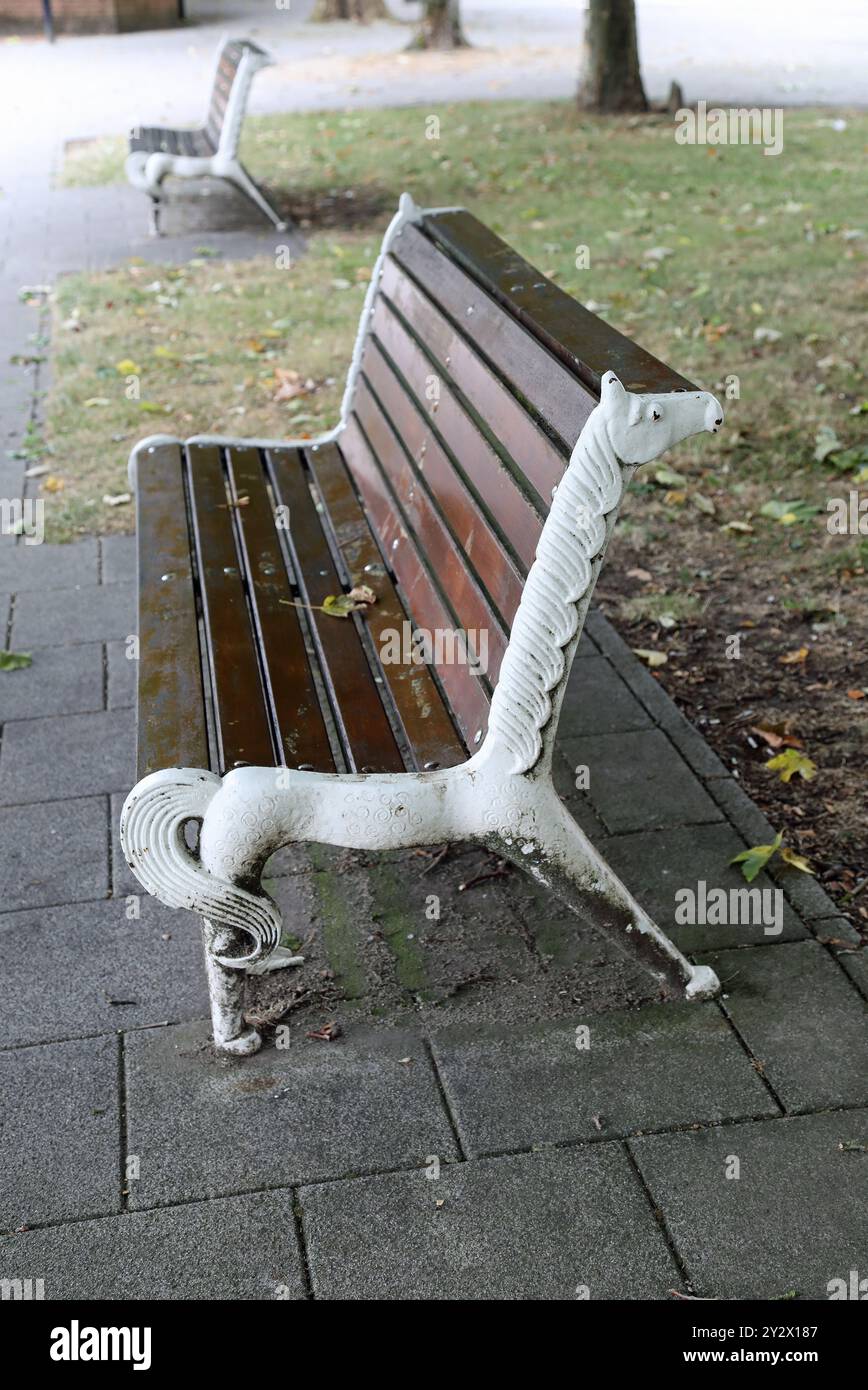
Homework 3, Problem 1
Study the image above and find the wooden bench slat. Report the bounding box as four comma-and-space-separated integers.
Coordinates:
360, 338, 526, 629
339, 416, 491, 749
225, 447, 336, 773
380, 253, 567, 502
135, 443, 209, 778
391, 220, 595, 452
423, 209, 694, 396
185, 443, 276, 772
369, 295, 544, 572
352, 376, 507, 687
306, 442, 467, 770
267, 448, 406, 773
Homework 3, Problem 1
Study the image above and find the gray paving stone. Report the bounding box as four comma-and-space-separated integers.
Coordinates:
630, 1110, 868, 1300
812, 916, 863, 948
599, 823, 807, 951
0, 795, 108, 912
100, 534, 136, 585
0, 591, 10, 638
0, 1036, 119, 1229
0, 707, 134, 804
558, 655, 652, 737
301, 1143, 679, 1300
0, 1190, 306, 1300
110, 789, 138, 897
839, 947, 868, 998
559, 728, 723, 834
0, 641, 103, 720
0, 539, 98, 593
702, 941, 868, 1110
431, 1003, 776, 1156
107, 638, 136, 709
0, 897, 208, 1046
11, 581, 134, 647
125, 1021, 459, 1208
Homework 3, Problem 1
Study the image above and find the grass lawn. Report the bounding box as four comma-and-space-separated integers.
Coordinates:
40, 100, 868, 923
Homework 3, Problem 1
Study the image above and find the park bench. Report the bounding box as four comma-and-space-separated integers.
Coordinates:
120, 194, 725, 1056
125, 35, 286, 235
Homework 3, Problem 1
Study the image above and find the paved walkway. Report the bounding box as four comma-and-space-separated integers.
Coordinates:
0, 11, 866, 1302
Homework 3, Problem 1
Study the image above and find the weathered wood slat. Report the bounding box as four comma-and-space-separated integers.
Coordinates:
422, 210, 695, 397
379, 253, 567, 501
267, 448, 406, 773
391, 220, 595, 452
225, 447, 336, 772
339, 415, 491, 748
360, 338, 526, 629
306, 441, 467, 769
135, 443, 208, 778
185, 443, 276, 772
352, 376, 507, 686
369, 295, 544, 572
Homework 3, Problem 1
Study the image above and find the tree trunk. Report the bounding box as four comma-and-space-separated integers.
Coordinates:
311, 0, 387, 20
578, 0, 648, 113
410, 0, 468, 51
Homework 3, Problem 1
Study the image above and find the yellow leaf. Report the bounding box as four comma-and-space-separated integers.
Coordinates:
780, 847, 816, 875
115, 358, 140, 376
765, 749, 817, 783
633, 648, 667, 668
779, 647, 809, 665
42, 475, 64, 492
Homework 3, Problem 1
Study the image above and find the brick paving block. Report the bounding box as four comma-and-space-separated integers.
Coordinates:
838, 947, 868, 998
702, 941, 868, 1110
100, 534, 136, 585
124, 1021, 458, 1208
0, 707, 135, 803
0, 641, 103, 720
656, 706, 730, 780
0, 1190, 306, 1300
430, 1003, 776, 1156
11, 581, 134, 647
0, 1036, 120, 1229
551, 750, 609, 841
0, 539, 98, 593
557, 655, 652, 737
630, 1110, 868, 1300
599, 823, 807, 951
812, 917, 863, 948
110, 789, 138, 897
704, 775, 778, 847
560, 728, 723, 834
107, 638, 136, 709
301, 1143, 678, 1300
0, 795, 108, 912
0, 897, 207, 1047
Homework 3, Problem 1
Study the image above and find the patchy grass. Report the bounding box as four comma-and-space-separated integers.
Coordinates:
60, 134, 127, 188
43, 100, 868, 920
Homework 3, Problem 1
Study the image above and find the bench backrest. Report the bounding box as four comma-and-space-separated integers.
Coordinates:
205, 36, 272, 158
338, 202, 694, 753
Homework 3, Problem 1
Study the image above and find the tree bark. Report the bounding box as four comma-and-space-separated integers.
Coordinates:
311, 0, 387, 20
578, 0, 648, 113
409, 0, 468, 51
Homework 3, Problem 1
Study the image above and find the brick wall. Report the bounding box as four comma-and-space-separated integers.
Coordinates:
0, 0, 180, 32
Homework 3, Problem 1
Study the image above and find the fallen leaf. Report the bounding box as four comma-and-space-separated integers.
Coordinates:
102, 493, 131, 507
779, 647, 809, 665
846, 689, 865, 700
0, 650, 33, 671
750, 725, 804, 751
347, 584, 376, 606
813, 425, 841, 462
115, 358, 140, 376
322, 593, 364, 618
692, 492, 716, 516
42, 475, 64, 492
83, 397, 111, 408
306, 1021, 340, 1041
626, 567, 653, 582
731, 833, 783, 883
720, 519, 754, 534
633, 648, 667, 668
765, 748, 817, 783
780, 847, 816, 875
653, 466, 687, 488
753, 326, 782, 343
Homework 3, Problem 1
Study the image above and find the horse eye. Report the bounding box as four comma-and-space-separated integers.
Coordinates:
652, 409, 661, 421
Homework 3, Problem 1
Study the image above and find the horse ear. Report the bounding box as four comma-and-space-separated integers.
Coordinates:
600, 372, 626, 409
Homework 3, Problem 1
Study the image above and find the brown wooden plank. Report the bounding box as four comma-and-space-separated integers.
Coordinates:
422, 210, 696, 397
391, 220, 594, 452
361, 338, 526, 628
135, 443, 208, 778
369, 295, 543, 571
225, 446, 336, 772
380, 253, 567, 501
267, 447, 406, 773
352, 376, 507, 687
306, 441, 467, 769
185, 443, 276, 772
339, 416, 491, 749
